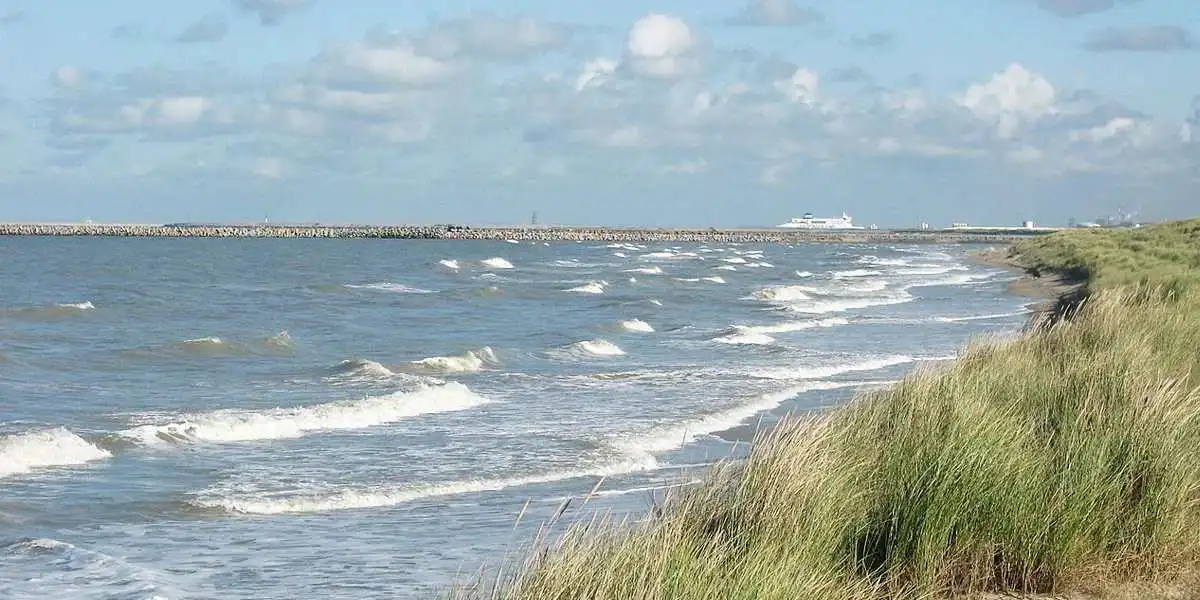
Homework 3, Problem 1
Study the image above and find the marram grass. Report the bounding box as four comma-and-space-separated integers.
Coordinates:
448, 220, 1200, 600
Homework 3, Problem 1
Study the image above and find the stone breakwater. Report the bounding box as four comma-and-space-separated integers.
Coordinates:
0, 223, 1049, 244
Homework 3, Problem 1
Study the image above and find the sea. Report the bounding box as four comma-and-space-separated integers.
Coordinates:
0, 237, 1032, 599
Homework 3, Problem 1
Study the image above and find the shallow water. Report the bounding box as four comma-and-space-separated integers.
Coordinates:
0, 237, 1028, 599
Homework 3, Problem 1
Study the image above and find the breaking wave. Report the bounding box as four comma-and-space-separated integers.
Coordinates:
481, 257, 514, 269
119, 383, 487, 445
345, 282, 437, 294
552, 340, 626, 358
732, 317, 849, 335
0, 428, 111, 479
625, 266, 664, 275
565, 281, 606, 295
714, 332, 776, 346
748, 355, 915, 380
618, 319, 655, 333
406, 347, 499, 374
751, 285, 811, 303
615, 381, 871, 456
439, 259, 460, 270
192, 456, 660, 515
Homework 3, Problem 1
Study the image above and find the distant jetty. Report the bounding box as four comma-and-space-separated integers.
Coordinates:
0, 223, 1056, 244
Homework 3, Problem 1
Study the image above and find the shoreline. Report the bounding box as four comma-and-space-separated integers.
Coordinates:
969, 245, 1087, 319
0, 223, 1051, 244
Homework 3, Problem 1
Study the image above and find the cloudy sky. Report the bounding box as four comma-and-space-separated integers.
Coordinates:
0, 0, 1196, 227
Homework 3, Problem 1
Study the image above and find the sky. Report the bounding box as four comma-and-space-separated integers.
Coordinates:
0, 0, 1196, 227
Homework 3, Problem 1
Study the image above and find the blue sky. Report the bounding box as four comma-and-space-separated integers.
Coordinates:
0, 0, 1196, 227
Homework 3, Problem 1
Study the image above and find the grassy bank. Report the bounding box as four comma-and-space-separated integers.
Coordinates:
453, 221, 1200, 600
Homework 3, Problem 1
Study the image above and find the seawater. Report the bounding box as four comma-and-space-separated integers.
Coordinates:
0, 237, 1029, 599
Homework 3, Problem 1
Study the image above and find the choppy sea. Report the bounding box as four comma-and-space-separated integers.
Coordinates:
0, 237, 1031, 599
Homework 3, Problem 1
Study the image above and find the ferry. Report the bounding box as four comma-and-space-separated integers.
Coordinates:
777, 212, 864, 230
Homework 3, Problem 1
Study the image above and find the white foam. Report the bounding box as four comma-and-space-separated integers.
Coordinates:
505, 239, 520, 244
733, 317, 849, 335
784, 293, 914, 314
121, 383, 487, 445
613, 252, 628, 258
749, 355, 914, 380
0, 428, 111, 479
345, 282, 437, 294
616, 381, 869, 456
832, 269, 882, 279
721, 257, 747, 264
181, 337, 224, 346
714, 332, 776, 345
565, 281, 606, 295
714, 265, 737, 272
55, 301, 95, 311
332, 358, 397, 379
618, 319, 655, 333
481, 257, 514, 269
195, 456, 660, 515
409, 347, 498, 374
702, 276, 726, 284
640, 251, 676, 259
751, 285, 811, 303
625, 266, 664, 275
795, 271, 814, 278
934, 311, 1026, 323
439, 259, 460, 270
557, 339, 626, 358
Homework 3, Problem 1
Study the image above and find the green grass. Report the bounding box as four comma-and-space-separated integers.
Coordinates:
449, 220, 1200, 600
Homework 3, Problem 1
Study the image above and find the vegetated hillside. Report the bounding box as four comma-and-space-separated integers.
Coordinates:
449, 220, 1200, 600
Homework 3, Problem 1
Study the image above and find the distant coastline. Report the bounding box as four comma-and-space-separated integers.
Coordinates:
0, 222, 1051, 244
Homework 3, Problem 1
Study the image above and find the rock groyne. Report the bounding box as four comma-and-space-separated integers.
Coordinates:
0, 223, 1051, 244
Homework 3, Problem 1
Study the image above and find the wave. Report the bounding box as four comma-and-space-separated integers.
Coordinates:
406, 347, 499, 374
748, 355, 914, 380
439, 259, 460, 270
744, 262, 774, 269
345, 282, 437, 294
552, 340, 626, 358
934, 311, 1027, 323
702, 276, 726, 284
119, 382, 487, 445
481, 257, 514, 269
618, 319, 655, 333
832, 269, 883, 279
615, 381, 871, 456
714, 332, 776, 345
732, 317, 848, 336
625, 266, 664, 275
565, 282, 606, 295
2, 538, 182, 599
751, 285, 811, 303
783, 293, 914, 314
330, 358, 399, 379
0, 428, 111, 479
795, 271, 814, 278
192, 456, 660, 515
1, 301, 96, 320
713, 265, 737, 272
908, 272, 996, 288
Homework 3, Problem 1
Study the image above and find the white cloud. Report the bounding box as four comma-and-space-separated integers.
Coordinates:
313, 42, 456, 88
664, 159, 708, 173
626, 14, 701, 79
775, 67, 820, 106
53, 66, 86, 90
1069, 117, 1156, 146
575, 58, 618, 92
956, 63, 1057, 138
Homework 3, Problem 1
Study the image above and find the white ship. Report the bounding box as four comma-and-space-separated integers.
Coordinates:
777, 212, 864, 230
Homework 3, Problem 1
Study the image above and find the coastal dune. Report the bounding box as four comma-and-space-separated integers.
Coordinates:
448, 220, 1200, 600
